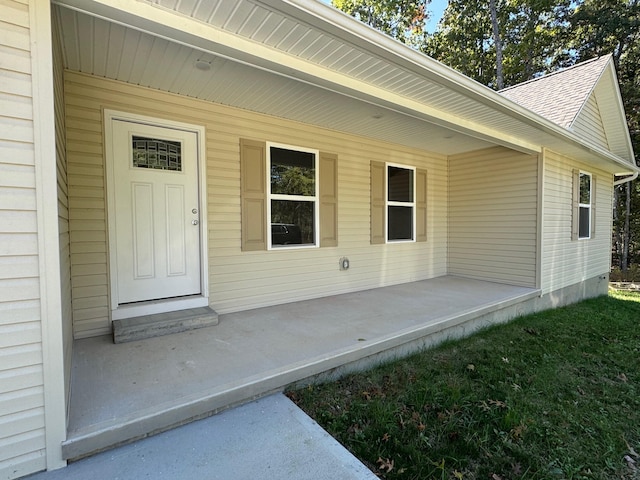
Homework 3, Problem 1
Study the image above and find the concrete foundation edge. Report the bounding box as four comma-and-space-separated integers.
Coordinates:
297, 273, 610, 385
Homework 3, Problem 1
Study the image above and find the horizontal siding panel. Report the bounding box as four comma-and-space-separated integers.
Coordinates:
0, 210, 36, 233
572, 95, 608, 149
0, 365, 43, 396
0, 1, 29, 29
0, 116, 33, 143
0, 68, 31, 97
0, 256, 38, 280
0, 448, 46, 480
0, 300, 39, 326
0, 387, 43, 423
0, 278, 39, 303
0, 92, 32, 121
0, 344, 42, 372
0, 233, 37, 256
0, 430, 45, 465
449, 147, 538, 287
0, 163, 35, 188
0, 45, 31, 76
0, 322, 41, 349
0, 140, 34, 166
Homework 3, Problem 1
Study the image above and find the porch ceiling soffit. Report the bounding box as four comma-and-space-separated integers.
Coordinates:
53, 0, 637, 174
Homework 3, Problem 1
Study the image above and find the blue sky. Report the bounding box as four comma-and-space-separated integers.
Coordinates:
320, 1, 449, 33
427, 0, 448, 32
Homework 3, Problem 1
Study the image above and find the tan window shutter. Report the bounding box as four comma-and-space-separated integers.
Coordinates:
590, 174, 596, 239
416, 168, 427, 242
571, 169, 579, 241
319, 152, 338, 247
371, 160, 386, 244
240, 139, 267, 251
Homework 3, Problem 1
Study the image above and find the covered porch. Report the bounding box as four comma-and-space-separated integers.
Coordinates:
63, 276, 540, 460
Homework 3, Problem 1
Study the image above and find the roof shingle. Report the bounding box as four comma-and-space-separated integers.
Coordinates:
499, 55, 611, 129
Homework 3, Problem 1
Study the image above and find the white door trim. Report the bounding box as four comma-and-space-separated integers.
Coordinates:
104, 110, 209, 319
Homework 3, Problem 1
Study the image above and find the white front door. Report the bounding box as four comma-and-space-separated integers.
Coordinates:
110, 120, 201, 305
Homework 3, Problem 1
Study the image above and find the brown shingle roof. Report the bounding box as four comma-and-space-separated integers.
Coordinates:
499, 55, 611, 129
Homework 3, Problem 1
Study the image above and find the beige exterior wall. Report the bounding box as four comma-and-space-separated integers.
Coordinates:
448, 147, 539, 288
573, 95, 609, 151
541, 150, 613, 295
0, 1, 47, 478
65, 72, 449, 338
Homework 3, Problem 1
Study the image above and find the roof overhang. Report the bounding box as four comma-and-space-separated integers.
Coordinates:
53, 0, 638, 175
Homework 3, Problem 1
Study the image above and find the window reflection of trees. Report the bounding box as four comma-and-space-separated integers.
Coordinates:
270, 148, 316, 245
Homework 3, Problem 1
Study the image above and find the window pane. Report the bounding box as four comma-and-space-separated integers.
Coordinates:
579, 173, 591, 204
579, 206, 590, 238
388, 206, 413, 241
132, 136, 182, 171
388, 166, 413, 202
271, 200, 315, 245
270, 147, 315, 196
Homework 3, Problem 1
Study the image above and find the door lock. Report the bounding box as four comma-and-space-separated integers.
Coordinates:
192, 208, 198, 214
192, 219, 199, 225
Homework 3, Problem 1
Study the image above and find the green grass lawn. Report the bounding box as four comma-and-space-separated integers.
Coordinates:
288, 291, 640, 479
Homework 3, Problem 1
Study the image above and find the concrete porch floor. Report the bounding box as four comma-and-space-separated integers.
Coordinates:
64, 276, 540, 460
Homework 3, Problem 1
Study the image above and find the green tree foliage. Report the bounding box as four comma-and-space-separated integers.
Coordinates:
332, 0, 430, 45
567, 0, 640, 270
425, 0, 572, 88
425, 0, 498, 86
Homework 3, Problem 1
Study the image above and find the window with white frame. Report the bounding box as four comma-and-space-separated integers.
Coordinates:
267, 143, 319, 248
387, 164, 415, 242
578, 172, 591, 239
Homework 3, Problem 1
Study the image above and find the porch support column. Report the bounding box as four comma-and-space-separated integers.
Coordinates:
31, 0, 67, 470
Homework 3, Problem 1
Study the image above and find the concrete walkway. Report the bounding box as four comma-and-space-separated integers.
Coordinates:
26, 393, 377, 480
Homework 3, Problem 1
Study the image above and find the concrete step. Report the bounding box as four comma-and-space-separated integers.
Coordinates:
113, 307, 218, 343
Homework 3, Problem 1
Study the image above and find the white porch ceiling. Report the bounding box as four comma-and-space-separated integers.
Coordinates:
52, 0, 637, 172
52, 3, 494, 156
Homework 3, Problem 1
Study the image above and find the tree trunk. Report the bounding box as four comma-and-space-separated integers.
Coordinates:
489, 0, 504, 90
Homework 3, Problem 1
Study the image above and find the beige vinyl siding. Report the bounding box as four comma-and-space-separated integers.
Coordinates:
572, 95, 609, 150
541, 150, 612, 294
0, 1, 47, 478
65, 71, 448, 335
52, 8, 73, 411
448, 147, 538, 287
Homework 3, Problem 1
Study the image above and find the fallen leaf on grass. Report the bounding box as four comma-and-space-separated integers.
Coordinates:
467, 364, 476, 371
492, 474, 503, 480
618, 373, 629, 382
377, 457, 394, 473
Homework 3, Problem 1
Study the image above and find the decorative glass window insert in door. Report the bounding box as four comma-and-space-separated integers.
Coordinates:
132, 136, 182, 171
